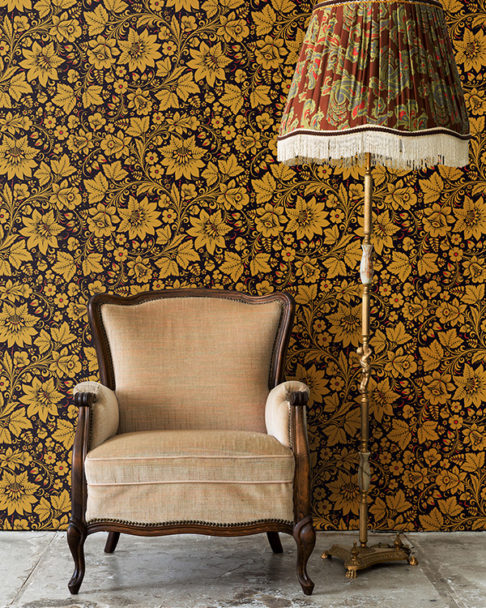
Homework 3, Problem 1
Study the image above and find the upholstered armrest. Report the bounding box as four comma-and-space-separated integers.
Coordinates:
73, 382, 119, 450
265, 381, 310, 448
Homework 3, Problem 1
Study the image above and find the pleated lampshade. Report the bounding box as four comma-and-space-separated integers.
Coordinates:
277, 0, 470, 169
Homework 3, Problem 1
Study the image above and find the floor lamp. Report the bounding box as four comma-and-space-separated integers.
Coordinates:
277, 0, 470, 578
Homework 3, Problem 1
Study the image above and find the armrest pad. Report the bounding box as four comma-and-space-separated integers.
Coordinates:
265, 381, 310, 448
73, 382, 119, 450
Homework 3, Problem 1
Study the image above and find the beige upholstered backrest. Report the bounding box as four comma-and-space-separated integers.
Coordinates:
95, 293, 287, 434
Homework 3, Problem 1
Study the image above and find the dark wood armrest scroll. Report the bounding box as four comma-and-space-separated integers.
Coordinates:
289, 391, 309, 407
74, 392, 97, 408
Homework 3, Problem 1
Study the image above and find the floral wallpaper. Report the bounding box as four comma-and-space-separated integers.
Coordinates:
0, 0, 485, 532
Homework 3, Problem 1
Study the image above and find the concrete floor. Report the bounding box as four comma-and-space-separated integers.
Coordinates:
1, 531, 485, 608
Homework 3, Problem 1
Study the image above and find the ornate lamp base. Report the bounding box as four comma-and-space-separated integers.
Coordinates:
322, 535, 418, 579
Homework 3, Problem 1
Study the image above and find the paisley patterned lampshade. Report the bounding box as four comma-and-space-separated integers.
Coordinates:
277, 0, 470, 169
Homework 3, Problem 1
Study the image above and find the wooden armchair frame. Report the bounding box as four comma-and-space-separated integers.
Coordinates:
68, 289, 315, 595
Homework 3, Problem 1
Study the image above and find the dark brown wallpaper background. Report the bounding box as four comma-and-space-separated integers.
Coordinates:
0, 0, 485, 531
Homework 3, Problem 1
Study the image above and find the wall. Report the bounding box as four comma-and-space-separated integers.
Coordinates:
0, 0, 485, 531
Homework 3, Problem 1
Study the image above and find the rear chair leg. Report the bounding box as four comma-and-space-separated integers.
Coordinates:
105, 531, 120, 553
267, 531, 283, 554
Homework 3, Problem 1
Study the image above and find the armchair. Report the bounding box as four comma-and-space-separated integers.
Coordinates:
68, 289, 315, 595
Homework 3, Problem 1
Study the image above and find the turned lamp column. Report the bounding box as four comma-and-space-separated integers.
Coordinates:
357, 153, 373, 548
321, 157, 418, 576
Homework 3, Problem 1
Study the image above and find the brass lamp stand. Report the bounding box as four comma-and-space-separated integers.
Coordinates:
321, 154, 418, 578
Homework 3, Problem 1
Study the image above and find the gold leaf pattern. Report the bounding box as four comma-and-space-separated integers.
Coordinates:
0, 0, 484, 532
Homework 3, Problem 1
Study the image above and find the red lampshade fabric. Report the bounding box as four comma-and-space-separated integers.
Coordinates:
277, 0, 470, 169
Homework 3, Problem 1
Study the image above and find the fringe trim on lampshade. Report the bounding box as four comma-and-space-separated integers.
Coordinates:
277, 129, 470, 169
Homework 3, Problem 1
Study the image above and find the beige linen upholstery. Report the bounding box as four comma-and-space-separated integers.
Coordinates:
100, 296, 282, 434
73, 382, 119, 450
265, 381, 310, 448
85, 430, 295, 524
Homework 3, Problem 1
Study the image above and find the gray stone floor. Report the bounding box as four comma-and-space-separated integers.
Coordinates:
1, 531, 485, 608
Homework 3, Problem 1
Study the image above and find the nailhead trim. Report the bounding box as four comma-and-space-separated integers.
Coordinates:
87, 517, 294, 527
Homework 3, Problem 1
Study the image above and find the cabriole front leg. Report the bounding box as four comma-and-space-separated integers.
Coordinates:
293, 515, 315, 595
67, 521, 87, 594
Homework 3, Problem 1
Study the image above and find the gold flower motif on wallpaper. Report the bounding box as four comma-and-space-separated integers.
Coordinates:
0, 0, 484, 533
20, 42, 63, 86
455, 29, 486, 72
0, 135, 37, 179
0, 303, 37, 347
0, 470, 38, 516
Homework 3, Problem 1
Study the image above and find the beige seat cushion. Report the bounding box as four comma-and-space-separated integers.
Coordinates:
85, 430, 295, 525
